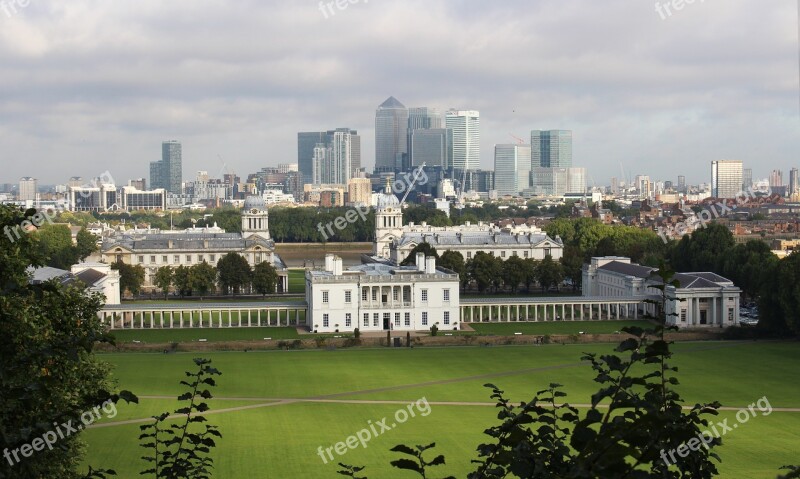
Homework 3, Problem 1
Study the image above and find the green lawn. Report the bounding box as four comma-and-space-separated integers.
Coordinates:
83, 342, 800, 478
110, 327, 306, 343
288, 268, 306, 294
469, 320, 655, 336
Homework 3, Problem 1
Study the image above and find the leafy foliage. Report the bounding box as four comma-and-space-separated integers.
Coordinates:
111, 260, 146, 297
400, 244, 439, 266
139, 358, 222, 479
390, 443, 455, 479
216, 253, 251, 295
252, 262, 278, 295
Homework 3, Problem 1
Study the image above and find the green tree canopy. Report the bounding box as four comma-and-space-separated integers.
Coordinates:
216, 253, 252, 295
190, 261, 218, 297
400, 243, 439, 266
252, 262, 278, 296
154, 266, 174, 300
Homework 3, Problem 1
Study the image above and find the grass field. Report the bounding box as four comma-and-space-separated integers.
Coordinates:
288, 268, 306, 293
469, 319, 654, 335
81, 342, 800, 478
110, 327, 306, 343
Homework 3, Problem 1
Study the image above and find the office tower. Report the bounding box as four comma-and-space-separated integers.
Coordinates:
408, 107, 442, 130
611, 177, 619, 195
129, 178, 147, 190
312, 129, 360, 185
409, 129, 453, 168
18, 177, 37, 201
664, 181, 673, 191
531, 130, 572, 168
769, 170, 784, 188
566, 167, 587, 194
494, 144, 531, 196
677, 175, 686, 192
711, 160, 743, 199
347, 177, 372, 206
278, 163, 298, 174
742, 169, 752, 190
790, 168, 799, 196
446, 110, 480, 171
298, 132, 328, 182
149, 140, 182, 194
375, 96, 409, 173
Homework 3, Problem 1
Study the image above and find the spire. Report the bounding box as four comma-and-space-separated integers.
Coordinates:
384, 177, 392, 194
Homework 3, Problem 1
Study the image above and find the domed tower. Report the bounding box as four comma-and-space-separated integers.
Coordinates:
374, 179, 403, 258
242, 196, 270, 240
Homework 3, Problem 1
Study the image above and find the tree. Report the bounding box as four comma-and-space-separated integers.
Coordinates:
154, 266, 174, 300
36, 223, 80, 269
468, 252, 502, 293
0, 205, 136, 478
216, 253, 252, 295
537, 255, 564, 292
560, 244, 585, 291
75, 228, 98, 261
173, 265, 192, 297
438, 251, 467, 289
501, 255, 526, 293
112, 260, 145, 298
667, 222, 734, 272
400, 243, 439, 266
189, 261, 217, 297
252, 262, 278, 296
522, 257, 538, 292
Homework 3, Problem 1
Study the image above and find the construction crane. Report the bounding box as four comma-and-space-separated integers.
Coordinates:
509, 133, 526, 144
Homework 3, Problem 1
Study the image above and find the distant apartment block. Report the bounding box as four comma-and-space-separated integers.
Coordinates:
494, 144, 531, 196
711, 160, 743, 199
150, 140, 183, 194
18, 177, 37, 201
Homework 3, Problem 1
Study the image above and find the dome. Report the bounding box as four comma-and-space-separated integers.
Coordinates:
376, 180, 400, 210
244, 195, 267, 211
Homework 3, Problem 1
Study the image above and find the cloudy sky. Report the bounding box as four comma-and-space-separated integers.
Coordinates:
0, 0, 797, 186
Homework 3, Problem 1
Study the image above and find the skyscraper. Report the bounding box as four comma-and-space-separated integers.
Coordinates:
711, 160, 743, 199
18, 177, 37, 201
311, 129, 360, 185
298, 132, 327, 181
494, 144, 531, 196
769, 170, 784, 188
408, 107, 442, 130
409, 129, 452, 168
789, 168, 799, 196
375, 96, 409, 173
531, 130, 572, 168
446, 110, 480, 171
150, 140, 183, 194
677, 175, 687, 192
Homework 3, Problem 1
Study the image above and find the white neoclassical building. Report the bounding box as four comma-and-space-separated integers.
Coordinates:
100, 196, 289, 293
582, 256, 741, 328
306, 253, 460, 333
371, 182, 564, 263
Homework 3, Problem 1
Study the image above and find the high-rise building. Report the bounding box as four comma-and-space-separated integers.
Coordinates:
494, 144, 531, 196
711, 160, 743, 199
18, 177, 37, 201
408, 107, 442, 130
298, 132, 328, 182
789, 168, 799, 196
446, 110, 480, 171
610, 177, 619, 195
409, 129, 453, 168
375, 96, 409, 173
531, 130, 572, 168
677, 175, 686, 192
769, 170, 784, 188
347, 176, 372, 207
742, 169, 753, 190
150, 140, 182, 194
312, 129, 360, 185
128, 178, 147, 190
566, 167, 587, 195
278, 163, 298, 174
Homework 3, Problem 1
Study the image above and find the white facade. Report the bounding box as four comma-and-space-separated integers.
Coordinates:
306, 254, 460, 333
582, 257, 741, 329
71, 263, 121, 305
446, 110, 480, 171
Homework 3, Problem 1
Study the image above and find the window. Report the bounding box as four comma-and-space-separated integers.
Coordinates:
322, 291, 329, 304
345, 313, 352, 328
680, 310, 687, 322
255, 253, 262, 263
421, 289, 428, 302
404, 312, 411, 327
444, 311, 450, 325
394, 313, 400, 327
198, 255, 204, 262
174, 255, 180, 263
393, 288, 399, 301
524, 251, 529, 258
467, 251, 472, 259
150, 255, 156, 263
210, 254, 215, 262
162, 255, 168, 263
512, 251, 517, 257
728, 308, 734, 321
422, 312, 428, 326
544, 248, 551, 256
138, 255, 144, 263
363, 313, 369, 327
383, 313, 390, 326
186, 255, 192, 263
403, 287, 411, 302
323, 314, 329, 328
362, 288, 368, 301
443, 289, 450, 302
373, 313, 379, 327
501, 251, 506, 258
372, 289, 377, 301
345, 290, 352, 303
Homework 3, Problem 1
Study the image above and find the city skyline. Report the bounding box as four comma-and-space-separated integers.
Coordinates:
0, 1, 796, 185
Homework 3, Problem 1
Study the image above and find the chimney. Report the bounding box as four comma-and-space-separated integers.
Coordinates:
333, 257, 343, 276
416, 252, 426, 271
425, 256, 436, 274
325, 254, 335, 272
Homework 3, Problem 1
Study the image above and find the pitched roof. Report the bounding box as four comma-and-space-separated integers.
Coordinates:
378, 96, 406, 109
396, 231, 558, 248
597, 261, 655, 279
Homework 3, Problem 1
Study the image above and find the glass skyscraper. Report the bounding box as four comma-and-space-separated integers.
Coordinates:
375, 96, 409, 173
531, 130, 572, 168
494, 144, 531, 196
446, 110, 480, 171
149, 140, 182, 194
